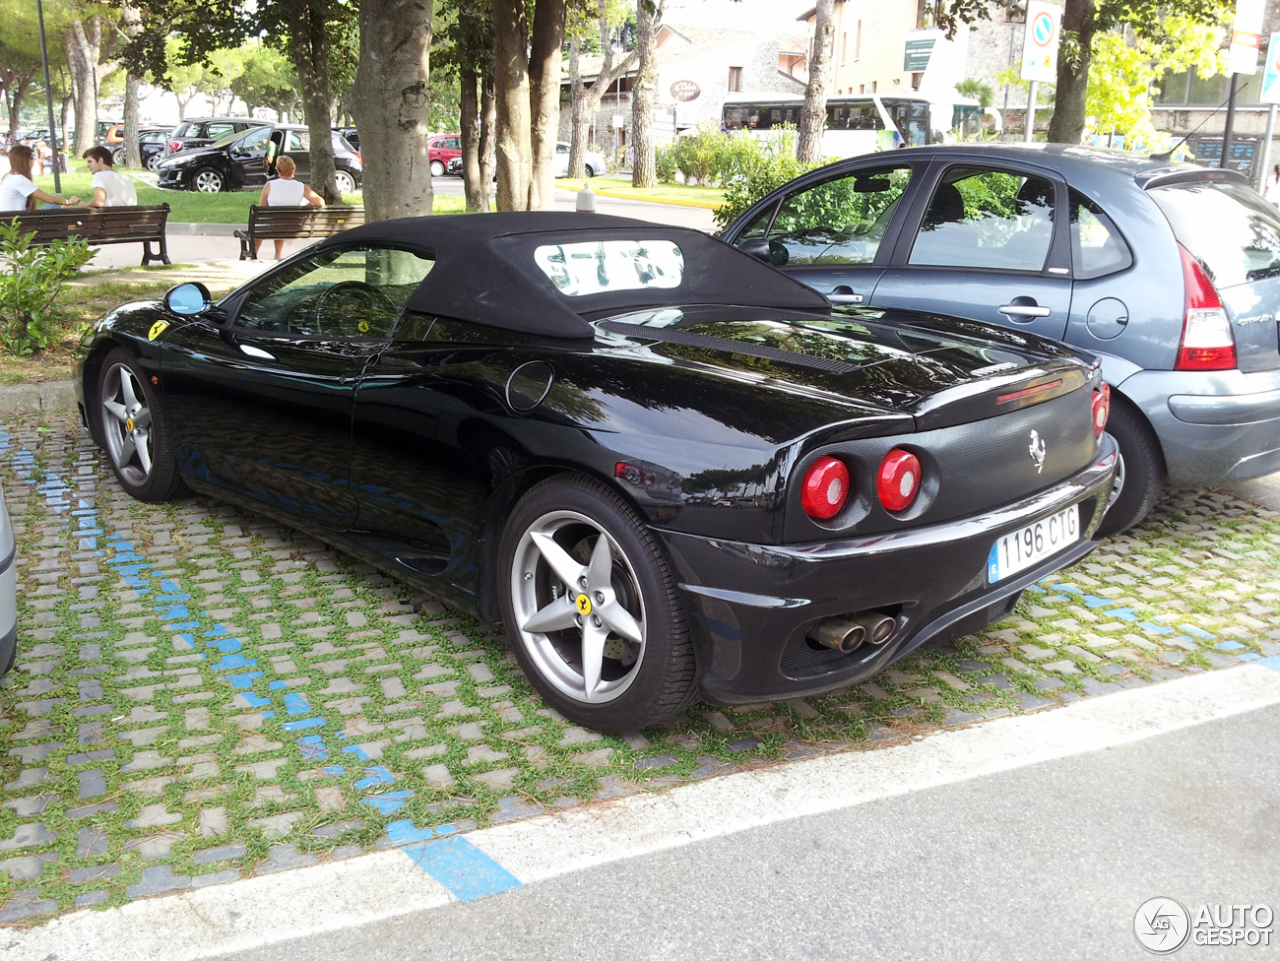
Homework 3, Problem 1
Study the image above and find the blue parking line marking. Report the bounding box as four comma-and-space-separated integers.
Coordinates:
403, 835, 523, 902
1257, 655, 1280, 673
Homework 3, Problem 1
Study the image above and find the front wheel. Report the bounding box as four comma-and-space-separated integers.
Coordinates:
499, 475, 697, 732
191, 167, 225, 193
1095, 398, 1163, 538
146, 153, 162, 171
585, 164, 597, 177
430, 160, 445, 177
333, 169, 357, 195
111, 148, 127, 167
97, 349, 186, 502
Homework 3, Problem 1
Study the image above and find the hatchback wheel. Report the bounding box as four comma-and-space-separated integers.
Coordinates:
1095, 399, 1162, 537
500, 475, 697, 732
334, 169, 357, 195
430, 159, 445, 177
192, 167, 224, 193
146, 153, 162, 171
111, 148, 127, 167
98, 349, 185, 502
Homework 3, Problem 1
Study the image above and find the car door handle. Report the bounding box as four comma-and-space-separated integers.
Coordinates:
239, 344, 276, 361
828, 293, 865, 305
999, 303, 1051, 318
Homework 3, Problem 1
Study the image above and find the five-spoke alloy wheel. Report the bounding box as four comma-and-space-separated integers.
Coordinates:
97, 349, 184, 501
500, 476, 696, 732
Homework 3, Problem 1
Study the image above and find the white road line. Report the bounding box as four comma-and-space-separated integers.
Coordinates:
6, 664, 1279, 961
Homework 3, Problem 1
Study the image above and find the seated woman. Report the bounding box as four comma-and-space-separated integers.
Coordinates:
255, 155, 325, 260
0, 145, 81, 211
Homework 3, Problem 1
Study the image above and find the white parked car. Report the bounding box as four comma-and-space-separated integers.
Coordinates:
554, 141, 605, 178
447, 142, 606, 178
0, 485, 15, 678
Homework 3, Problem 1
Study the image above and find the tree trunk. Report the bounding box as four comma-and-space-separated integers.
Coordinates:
60, 95, 72, 145
528, 0, 566, 210
492, 0, 531, 211
479, 69, 496, 207
631, 0, 660, 188
289, 5, 339, 204
797, 0, 834, 163
569, 0, 636, 179
460, 65, 485, 212
349, 0, 434, 221
122, 3, 143, 168
1046, 0, 1095, 145
68, 23, 100, 156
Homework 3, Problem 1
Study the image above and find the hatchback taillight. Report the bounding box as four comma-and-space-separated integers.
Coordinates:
1092, 382, 1110, 437
168, 140, 181, 152
877, 449, 921, 512
1176, 244, 1235, 371
801, 456, 849, 520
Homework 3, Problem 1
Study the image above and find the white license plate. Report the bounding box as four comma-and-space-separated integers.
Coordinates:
987, 504, 1080, 583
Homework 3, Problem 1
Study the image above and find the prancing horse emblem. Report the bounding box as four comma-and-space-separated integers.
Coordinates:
1028, 429, 1046, 473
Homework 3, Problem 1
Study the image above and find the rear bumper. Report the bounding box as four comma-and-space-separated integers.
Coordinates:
1121, 368, 1280, 484
656, 439, 1117, 704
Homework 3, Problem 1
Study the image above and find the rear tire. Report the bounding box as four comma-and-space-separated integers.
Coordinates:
1095, 398, 1163, 538
96, 348, 186, 502
334, 169, 357, 195
499, 474, 697, 733
430, 160, 445, 177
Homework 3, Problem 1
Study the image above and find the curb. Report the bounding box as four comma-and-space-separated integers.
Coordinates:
552, 183, 723, 210
0, 380, 77, 416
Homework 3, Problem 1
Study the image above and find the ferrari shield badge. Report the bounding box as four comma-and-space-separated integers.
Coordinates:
148, 320, 170, 342
575, 593, 593, 616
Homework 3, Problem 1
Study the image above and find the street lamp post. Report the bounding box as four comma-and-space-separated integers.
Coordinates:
35, 0, 62, 194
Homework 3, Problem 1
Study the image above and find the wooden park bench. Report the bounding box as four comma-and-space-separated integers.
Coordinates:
0, 204, 171, 265
236, 205, 366, 260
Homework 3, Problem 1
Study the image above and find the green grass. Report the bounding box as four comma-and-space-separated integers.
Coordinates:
34, 171, 468, 224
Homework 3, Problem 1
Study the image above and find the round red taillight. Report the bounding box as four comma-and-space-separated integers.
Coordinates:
878, 449, 921, 512
801, 456, 850, 520
1092, 382, 1111, 437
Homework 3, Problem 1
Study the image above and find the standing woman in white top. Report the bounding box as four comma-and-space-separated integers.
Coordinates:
256, 155, 325, 260
0, 145, 81, 211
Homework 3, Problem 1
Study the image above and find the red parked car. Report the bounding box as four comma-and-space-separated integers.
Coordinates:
428, 134, 461, 177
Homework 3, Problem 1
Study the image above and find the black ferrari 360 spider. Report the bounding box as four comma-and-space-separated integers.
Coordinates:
77, 213, 1116, 731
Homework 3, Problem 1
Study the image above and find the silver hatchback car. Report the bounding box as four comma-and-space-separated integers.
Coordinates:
722, 144, 1280, 535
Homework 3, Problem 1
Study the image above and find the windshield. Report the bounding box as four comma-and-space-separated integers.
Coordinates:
1149, 179, 1280, 288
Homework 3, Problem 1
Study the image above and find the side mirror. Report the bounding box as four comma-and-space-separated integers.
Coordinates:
164, 282, 212, 316
737, 238, 772, 263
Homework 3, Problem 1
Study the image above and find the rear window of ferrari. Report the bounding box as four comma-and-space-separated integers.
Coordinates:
534, 240, 684, 296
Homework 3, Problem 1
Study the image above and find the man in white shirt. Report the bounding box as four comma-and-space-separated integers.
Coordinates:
81, 146, 138, 207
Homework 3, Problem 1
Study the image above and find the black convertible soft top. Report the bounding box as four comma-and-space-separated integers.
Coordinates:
315, 212, 830, 338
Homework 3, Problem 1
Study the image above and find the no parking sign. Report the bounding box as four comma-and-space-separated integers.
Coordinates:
1021, 1, 1062, 83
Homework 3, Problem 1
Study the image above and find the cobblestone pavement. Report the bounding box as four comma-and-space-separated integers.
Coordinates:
1, 414, 1277, 924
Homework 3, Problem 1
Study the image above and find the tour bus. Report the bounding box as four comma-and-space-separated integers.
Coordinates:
720, 93, 982, 157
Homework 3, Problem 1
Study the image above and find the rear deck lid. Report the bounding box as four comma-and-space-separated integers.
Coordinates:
596, 306, 1092, 431
1148, 178, 1280, 373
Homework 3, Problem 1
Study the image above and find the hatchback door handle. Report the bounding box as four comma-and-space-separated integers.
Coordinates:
828, 293, 865, 305
999, 303, 1051, 318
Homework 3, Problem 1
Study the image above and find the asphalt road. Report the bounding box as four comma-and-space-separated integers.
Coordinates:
211, 701, 1280, 961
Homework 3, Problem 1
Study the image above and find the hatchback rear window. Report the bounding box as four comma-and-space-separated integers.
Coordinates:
1148, 180, 1280, 288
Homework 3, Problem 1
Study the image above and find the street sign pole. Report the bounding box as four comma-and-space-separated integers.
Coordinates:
1223, 73, 1239, 170
35, 0, 61, 193
1019, 1, 1060, 142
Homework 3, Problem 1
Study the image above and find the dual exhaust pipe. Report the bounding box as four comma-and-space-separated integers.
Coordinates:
811, 612, 896, 654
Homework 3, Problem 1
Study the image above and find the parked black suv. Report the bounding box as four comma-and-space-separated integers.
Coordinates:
163, 117, 263, 159
155, 123, 363, 193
